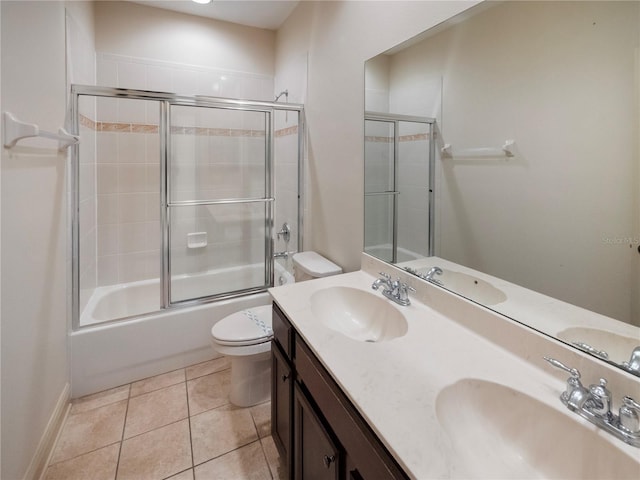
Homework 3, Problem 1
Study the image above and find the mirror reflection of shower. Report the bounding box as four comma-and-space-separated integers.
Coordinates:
364, 113, 435, 264
72, 85, 303, 329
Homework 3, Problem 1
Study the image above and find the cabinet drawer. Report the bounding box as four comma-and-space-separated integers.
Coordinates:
296, 338, 408, 480
272, 303, 293, 359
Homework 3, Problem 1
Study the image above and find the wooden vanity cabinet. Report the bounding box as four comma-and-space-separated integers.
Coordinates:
272, 304, 294, 473
271, 303, 409, 480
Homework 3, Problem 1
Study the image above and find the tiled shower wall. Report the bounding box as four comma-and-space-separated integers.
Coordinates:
81, 104, 299, 289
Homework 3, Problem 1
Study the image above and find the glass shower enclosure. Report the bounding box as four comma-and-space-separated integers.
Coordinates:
364, 112, 435, 263
71, 85, 303, 328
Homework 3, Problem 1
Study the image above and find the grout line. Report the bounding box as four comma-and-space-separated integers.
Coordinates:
113, 383, 132, 479
258, 436, 277, 480
185, 379, 196, 471
191, 438, 262, 470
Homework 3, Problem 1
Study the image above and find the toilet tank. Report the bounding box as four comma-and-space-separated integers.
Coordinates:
292, 251, 342, 282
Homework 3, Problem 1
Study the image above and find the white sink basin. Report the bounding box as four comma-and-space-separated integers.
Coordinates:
418, 268, 507, 305
310, 286, 408, 342
557, 327, 639, 365
436, 379, 639, 479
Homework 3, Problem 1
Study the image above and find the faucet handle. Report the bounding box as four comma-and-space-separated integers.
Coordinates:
544, 357, 590, 409
543, 357, 581, 379
571, 342, 609, 360
620, 396, 640, 434
588, 378, 612, 419
378, 271, 391, 280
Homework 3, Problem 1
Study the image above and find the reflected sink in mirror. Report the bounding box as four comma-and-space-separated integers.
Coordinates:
419, 268, 507, 306
310, 286, 408, 342
557, 327, 639, 367
436, 379, 638, 479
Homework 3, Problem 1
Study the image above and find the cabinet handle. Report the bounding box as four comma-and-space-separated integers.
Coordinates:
281, 374, 289, 382
323, 454, 336, 468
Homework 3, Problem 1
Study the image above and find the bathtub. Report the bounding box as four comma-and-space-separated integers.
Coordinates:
364, 244, 424, 263
71, 263, 294, 398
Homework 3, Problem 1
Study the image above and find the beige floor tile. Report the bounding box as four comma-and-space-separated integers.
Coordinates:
167, 469, 194, 480
124, 383, 188, 439
187, 370, 231, 416
250, 402, 271, 439
260, 435, 288, 480
43, 443, 119, 480
50, 400, 127, 464
130, 368, 185, 397
70, 385, 130, 415
194, 441, 271, 480
186, 357, 230, 380
191, 404, 259, 465
117, 420, 192, 480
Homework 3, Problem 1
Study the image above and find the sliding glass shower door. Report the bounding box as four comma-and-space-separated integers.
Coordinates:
364, 113, 435, 263
71, 85, 303, 329
167, 104, 272, 303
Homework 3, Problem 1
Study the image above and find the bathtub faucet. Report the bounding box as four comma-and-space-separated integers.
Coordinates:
273, 251, 290, 259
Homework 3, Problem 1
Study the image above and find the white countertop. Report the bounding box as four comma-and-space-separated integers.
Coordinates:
397, 256, 640, 366
269, 257, 640, 479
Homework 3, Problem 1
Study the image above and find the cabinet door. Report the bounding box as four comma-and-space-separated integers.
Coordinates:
294, 384, 340, 480
272, 343, 292, 473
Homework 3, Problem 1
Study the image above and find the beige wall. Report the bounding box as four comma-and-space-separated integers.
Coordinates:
386, 1, 639, 324
276, 1, 479, 272
1, 2, 71, 479
94, 1, 275, 76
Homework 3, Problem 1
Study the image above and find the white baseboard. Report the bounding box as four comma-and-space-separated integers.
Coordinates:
23, 382, 70, 480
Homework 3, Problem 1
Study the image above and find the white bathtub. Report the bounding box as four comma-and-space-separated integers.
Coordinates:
364, 244, 424, 263
71, 264, 294, 398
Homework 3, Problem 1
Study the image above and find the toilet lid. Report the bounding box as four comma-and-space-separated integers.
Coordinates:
211, 305, 273, 346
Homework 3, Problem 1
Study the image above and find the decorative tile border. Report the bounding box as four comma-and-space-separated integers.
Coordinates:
365, 133, 431, 143
79, 115, 297, 138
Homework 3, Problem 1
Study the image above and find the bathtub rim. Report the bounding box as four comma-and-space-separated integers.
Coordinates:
78, 263, 295, 330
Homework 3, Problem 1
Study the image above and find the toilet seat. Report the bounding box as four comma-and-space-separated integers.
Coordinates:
211, 305, 273, 347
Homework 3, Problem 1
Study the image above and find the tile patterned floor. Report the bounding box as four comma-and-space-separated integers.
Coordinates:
44, 357, 287, 480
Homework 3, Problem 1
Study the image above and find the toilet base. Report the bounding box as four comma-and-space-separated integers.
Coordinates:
228, 350, 271, 407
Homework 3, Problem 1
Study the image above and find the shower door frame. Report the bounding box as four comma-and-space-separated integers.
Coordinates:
364, 112, 436, 262
70, 84, 305, 330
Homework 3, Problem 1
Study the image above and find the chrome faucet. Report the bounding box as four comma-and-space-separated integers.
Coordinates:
371, 272, 415, 306
273, 251, 290, 259
544, 357, 640, 447
423, 266, 444, 286
622, 346, 640, 375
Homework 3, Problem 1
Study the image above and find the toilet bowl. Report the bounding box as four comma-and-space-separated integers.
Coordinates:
210, 252, 342, 407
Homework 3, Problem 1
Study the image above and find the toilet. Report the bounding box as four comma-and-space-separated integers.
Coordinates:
210, 251, 342, 407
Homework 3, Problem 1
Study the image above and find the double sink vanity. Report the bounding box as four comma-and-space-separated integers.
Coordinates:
268, 254, 640, 479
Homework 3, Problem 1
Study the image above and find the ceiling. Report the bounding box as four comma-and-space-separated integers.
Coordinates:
130, 1, 300, 30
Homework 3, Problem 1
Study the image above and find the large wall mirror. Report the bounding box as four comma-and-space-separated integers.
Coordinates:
364, 0, 640, 376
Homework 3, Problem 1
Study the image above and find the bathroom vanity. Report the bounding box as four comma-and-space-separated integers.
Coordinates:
269, 255, 640, 479
271, 302, 408, 479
